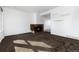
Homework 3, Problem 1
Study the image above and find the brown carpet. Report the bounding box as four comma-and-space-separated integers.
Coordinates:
0, 32, 79, 52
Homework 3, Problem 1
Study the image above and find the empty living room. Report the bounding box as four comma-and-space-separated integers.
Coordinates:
0, 6, 79, 52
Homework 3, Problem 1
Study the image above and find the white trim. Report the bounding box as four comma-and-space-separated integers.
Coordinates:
51, 33, 79, 40
4, 31, 31, 36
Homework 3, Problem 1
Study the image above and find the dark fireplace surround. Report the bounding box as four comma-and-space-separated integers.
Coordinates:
30, 24, 43, 33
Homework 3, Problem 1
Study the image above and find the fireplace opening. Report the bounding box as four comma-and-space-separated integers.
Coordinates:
30, 24, 43, 33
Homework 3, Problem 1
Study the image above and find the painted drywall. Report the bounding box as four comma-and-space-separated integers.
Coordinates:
36, 13, 43, 24
40, 13, 51, 32
32, 13, 44, 24
3, 7, 34, 36
28, 12, 43, 24
0, 9, 2, 32
32, 13, 37, 24
70, 7, 79, 38
51, 6, 79, 39
44, 19, 51, 32
0, 7, 4, 42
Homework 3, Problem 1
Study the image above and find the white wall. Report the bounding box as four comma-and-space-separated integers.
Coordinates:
3, 8, 33, 36
0, 8, 2, 32
0, 7, 4, 42
36, 13, 43, 24
44, 19, 51, 32
32, 13, 37, 24
70, 7, 79, 37
51, 6, 79, 39
32, 13, 44, 24
27, 12, 44, 24
40, 12, 51, 32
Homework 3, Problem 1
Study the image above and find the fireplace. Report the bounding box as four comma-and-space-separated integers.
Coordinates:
30, 24, 43, 33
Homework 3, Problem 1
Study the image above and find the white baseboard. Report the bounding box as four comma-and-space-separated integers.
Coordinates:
4, 31, 31, 36
51, 33, 79, 40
